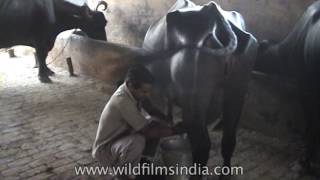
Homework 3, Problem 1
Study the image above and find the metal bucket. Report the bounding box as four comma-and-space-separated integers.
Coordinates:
160, 136, 192, 180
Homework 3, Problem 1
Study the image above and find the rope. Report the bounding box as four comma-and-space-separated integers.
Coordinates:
46, 29, 77, 65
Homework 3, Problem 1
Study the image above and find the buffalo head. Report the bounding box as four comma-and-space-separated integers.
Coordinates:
58, 1, 108, 41
77, 3, 107, 41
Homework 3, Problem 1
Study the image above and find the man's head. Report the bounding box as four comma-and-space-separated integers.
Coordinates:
125, 65, 154, 101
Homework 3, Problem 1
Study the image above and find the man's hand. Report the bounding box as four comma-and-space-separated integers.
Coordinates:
140, 121, 174, 138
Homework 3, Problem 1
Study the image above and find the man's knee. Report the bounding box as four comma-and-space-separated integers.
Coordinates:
114, 134, 146, 165
94, 144, 115, 167
130, 134, 146, 156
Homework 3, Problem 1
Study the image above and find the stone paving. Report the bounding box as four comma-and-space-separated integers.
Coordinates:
0, 53, 318, 180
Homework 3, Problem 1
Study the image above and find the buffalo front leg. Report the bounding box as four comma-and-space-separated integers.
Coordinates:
33, 52, 39, 68
35, 48, 51, 83
44, 64, 55, 76
34, 51, 54, 76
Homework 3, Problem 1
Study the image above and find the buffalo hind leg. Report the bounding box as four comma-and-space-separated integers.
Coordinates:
35, 47, 51, 83
300, 88, 320, 177
187, 120, 211, 180
187, 122, 211, 164
183, 98, 211, 180
220, 91, 244, 179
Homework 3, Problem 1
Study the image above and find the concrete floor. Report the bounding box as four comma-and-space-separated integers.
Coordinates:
0, 54, 317, 180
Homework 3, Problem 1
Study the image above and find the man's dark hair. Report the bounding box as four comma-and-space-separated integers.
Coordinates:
125, 65, 154, 89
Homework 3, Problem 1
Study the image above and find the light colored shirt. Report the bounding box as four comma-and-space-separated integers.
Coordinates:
92, 83, 149, 158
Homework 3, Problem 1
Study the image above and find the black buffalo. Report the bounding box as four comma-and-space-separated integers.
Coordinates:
0, 0, 108, 83
255, 1, 320, 176
141, 0, 257, 178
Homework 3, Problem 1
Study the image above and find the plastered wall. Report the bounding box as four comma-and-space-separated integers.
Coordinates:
89, 0, 315, 46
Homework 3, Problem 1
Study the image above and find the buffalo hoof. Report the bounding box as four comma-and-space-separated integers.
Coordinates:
39, 76, 52, 83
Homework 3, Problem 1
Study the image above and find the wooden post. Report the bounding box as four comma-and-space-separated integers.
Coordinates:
66, 57, 75, 76
8, 48, 16, 58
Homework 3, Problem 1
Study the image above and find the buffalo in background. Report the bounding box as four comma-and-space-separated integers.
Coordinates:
0, 0, 108, 83
255, 1, 320, 176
